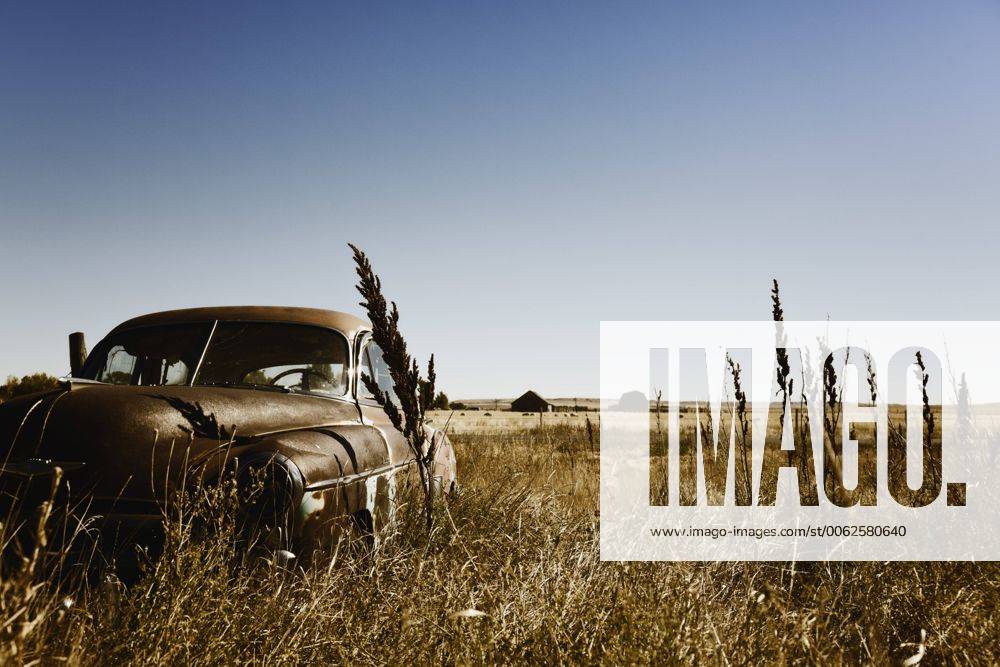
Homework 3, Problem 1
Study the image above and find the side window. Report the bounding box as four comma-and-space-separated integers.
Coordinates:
358, 339, 398, 404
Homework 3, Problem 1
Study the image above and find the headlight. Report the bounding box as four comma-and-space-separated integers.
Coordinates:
234, 453, 304, 542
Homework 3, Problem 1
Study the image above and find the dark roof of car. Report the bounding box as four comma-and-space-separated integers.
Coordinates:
111, 306, 371, 339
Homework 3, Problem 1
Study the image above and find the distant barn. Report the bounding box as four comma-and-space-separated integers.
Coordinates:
510, 390, 552, 412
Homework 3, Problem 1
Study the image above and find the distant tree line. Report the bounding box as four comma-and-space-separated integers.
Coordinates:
0, 373, 60, 402
442, 401, 593, 412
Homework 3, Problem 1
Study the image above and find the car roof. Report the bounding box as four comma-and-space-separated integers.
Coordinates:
111, 306, 371, 340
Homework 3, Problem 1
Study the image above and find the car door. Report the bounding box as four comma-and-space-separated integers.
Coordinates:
355, 335, 411, 463
354, 334, 420, 526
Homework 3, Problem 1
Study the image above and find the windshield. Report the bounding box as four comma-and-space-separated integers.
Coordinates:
81, 323, 212, 386
81, 321, 350, 396
197, 322, 349, 396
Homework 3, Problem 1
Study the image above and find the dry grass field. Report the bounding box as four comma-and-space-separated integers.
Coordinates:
426, 407, 600, 433
0, 415, 997, 664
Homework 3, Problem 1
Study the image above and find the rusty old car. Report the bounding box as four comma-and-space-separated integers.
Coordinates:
0, 306, 457, 559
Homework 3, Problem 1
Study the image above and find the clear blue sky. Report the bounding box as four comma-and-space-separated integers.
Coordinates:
2, 2, 999, 397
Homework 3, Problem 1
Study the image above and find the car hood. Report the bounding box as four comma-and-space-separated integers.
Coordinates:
0, 383, 360, 501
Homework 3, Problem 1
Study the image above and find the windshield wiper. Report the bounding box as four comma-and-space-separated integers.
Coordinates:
200, 381, 292, 394
283, 386, 328, 397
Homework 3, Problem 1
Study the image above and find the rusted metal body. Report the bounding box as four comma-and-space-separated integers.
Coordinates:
0, 306, 457, 555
